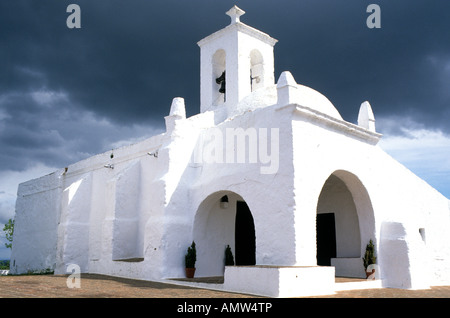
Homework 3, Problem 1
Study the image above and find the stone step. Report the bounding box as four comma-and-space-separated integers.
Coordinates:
335, 278, 382, 291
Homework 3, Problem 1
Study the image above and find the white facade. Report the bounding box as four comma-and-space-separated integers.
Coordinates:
10, 6, 450, 297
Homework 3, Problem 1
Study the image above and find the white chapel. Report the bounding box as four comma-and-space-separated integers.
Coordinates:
10, 6, 450, 297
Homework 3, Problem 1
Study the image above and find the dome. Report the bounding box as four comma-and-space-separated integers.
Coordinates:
276, 71, 342, 120
294, 84, 343, 120
230, 71, 343, 121
234, 85, 278, 114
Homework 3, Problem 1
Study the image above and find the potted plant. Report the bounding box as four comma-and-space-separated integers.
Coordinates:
224, 245, 235, 266
185, 241, 196, 278
362, 239, 377, 279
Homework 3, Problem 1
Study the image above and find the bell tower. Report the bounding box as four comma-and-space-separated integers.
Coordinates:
198, 6, 278, 116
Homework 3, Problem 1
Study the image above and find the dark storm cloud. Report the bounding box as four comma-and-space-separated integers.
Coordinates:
0, 0, 202, 125
0, 88, 162, 171
0, 92, 86, 170
261, 1, 450, 131
3, 1, 449, 126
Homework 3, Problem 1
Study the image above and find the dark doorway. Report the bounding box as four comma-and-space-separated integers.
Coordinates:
316, 213, 337, 266
235, 201, 256, 265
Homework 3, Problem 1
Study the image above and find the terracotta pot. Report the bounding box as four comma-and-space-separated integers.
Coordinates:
185, 268, 196, 278
365, 268, 375, 280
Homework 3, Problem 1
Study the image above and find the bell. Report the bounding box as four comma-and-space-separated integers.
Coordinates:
216, 71, 226, 94
219, 81, 225, 94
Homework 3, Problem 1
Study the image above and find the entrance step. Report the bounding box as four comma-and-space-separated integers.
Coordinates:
167, 274, 383, 297
335, 276, 382, 291
224, 265, 335, 297
170, 276, 224, 284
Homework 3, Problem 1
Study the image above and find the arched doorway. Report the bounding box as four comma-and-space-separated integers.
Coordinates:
316, 171, 375, 277
193, 191, 256, 277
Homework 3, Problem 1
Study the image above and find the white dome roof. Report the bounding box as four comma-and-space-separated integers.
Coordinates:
232, 71, 343, 121
294, 84, 342, 120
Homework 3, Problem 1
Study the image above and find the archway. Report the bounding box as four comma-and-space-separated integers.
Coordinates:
193, 191, 256, 277
250, 49, 264, 91
316, 171, 375, 277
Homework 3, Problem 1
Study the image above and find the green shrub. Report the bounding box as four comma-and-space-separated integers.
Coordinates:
224, 245, 235, 266
0, 260, 9, 270
362, 239, 377, 270
185, 241, 196, 268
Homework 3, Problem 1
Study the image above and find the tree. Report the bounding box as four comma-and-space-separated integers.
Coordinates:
2, 218, 14, 250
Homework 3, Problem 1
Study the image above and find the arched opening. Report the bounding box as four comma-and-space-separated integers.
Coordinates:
250, 49, 264, 91
212, 49, 226, 105
316, 171, 375, 278
193, 191, 256, 277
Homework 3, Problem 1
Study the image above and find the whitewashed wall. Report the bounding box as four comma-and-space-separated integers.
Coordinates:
10, 171, 62, 274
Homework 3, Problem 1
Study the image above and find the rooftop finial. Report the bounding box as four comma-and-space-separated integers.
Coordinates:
226, 5, 245, 25
358, 101, 376, 132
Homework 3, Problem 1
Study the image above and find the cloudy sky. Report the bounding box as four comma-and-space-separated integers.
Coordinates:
1, 0, 449, 259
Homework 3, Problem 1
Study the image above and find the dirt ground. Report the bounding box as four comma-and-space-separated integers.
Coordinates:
0, 273, 450, 298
